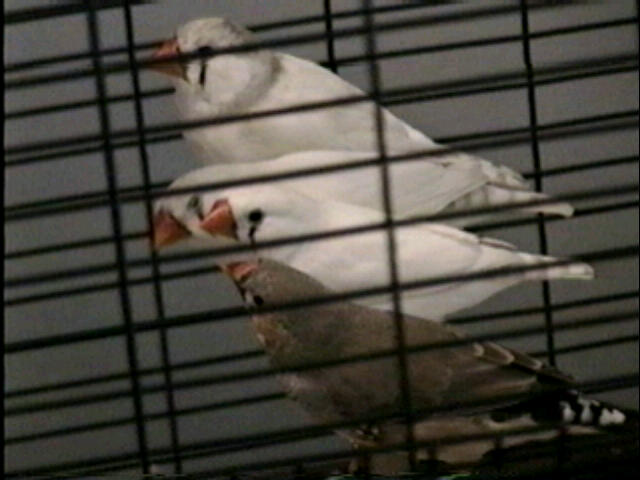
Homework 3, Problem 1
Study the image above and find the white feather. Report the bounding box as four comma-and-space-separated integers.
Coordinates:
158, 18, 574, 223
160, 184, 593, 320
599, 408, 626, 426
158, 149, 573, 231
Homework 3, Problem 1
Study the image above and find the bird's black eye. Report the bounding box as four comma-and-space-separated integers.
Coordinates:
248, 209, 263, 224
187, 195, 200, 210
197, 46, 215, 57
249, 208, 264, 223
243, 291, 265, 309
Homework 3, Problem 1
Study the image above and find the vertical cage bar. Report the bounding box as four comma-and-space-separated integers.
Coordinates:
121, 0, 183, 473
362, 0, 417, 469
323, 0, 338, 72
519, 0, 557, 366
636, 1, 640, 53
85, 1, 150, 472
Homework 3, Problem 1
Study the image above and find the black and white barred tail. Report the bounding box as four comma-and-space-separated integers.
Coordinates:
553, 390, 628, 427
493, 390, 633, 429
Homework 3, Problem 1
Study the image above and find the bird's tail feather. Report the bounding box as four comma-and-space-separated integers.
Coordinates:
485, 186, 574, 218
520, 199, 574, 218
517, 252, 594, 282
446, 185, 574, 223
493, 390, 634, 430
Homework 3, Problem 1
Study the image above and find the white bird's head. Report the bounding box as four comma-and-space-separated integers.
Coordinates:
152, 181, 328, 250
149, 17, 275, 111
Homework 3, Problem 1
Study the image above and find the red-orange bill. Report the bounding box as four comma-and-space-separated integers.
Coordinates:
200, 199, 237, 239
152, 210, 190, 249
222, 261, 259, 283
148, 37, 184, 79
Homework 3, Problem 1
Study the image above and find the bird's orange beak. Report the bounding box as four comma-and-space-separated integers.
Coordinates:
200, 199, 238, 239
151, 210, 190, 249
222, 261, 259, 283
148, 37, 185, 79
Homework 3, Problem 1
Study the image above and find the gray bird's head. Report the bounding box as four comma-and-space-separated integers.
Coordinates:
223, 259, 330, 311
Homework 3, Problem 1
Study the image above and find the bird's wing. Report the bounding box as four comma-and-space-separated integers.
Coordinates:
170, 150, 492, 223
401, 313, 573, 415
438, 339, 573, 413
272, 150, 491, 218
272, 56, 574, 221
430, 151, 530, 190
474, 341, 574, 385
270, 54, 438, 152
395, 223, 493, 286
388, 155, 490, 218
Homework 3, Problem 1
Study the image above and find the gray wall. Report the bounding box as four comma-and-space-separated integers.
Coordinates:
5, 0, 639, 475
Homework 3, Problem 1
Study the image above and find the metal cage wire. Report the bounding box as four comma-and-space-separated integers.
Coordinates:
4, 0, 639, 478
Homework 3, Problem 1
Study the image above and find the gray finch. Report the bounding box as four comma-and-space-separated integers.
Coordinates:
224, 259, 633, 473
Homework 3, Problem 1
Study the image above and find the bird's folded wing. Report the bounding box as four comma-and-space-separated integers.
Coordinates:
431, 151, 530, 190
475, 342, 574, 385
390, 156, 489, 218
424, 338, 574, 414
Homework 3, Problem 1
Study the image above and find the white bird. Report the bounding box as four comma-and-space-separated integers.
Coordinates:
149, 18, 573, 223
149, 150, 574, 230
223, 259, 632, 473
152, 184, 593, 320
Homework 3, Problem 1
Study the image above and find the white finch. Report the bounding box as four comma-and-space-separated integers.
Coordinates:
153, 184, 592, 320
150, 150, 573, 230
149, 18, 572, 223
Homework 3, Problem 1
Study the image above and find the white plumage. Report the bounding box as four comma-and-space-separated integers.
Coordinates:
150, 18, 573, 224
154, 184, 593, 320
157, 150, 573, 229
